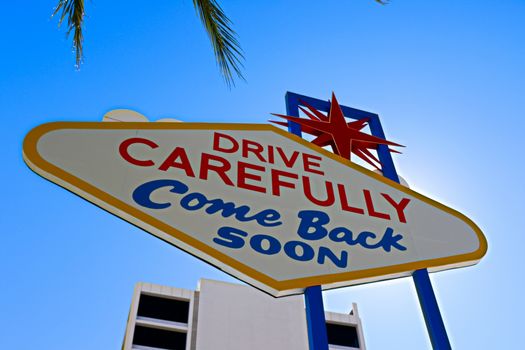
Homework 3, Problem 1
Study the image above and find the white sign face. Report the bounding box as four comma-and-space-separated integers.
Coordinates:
23, 122, 487, 297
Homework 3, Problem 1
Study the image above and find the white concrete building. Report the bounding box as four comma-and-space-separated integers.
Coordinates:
122, 279, 366, 350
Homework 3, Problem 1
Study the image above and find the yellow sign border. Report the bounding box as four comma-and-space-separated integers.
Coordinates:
23, 122, 488, 295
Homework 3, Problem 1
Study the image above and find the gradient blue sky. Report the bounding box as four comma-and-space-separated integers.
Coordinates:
1, 1, 524, 348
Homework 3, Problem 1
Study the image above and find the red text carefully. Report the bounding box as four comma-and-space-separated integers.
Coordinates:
118, 132, 411, 224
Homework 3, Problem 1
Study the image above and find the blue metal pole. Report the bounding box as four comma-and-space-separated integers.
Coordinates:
412, 269, 452, 349
285, 92, 329, 350
368, 113, 452, 350
304, 286, 329, 350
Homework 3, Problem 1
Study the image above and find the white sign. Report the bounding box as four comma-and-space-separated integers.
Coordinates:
23, 122, 487, 297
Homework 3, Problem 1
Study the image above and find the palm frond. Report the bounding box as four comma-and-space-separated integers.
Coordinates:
53, 0, 85, 68
193, 0, 244, 87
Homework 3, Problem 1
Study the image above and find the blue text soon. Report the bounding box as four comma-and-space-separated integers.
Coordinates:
214, 211, 406, 269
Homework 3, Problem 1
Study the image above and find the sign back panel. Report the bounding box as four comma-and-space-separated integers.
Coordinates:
23, 122, 487, 297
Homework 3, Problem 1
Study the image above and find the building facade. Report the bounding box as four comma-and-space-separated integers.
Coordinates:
122, 279, 366, 350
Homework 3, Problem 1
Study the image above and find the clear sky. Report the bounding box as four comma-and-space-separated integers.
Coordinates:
1, 0, 524, 349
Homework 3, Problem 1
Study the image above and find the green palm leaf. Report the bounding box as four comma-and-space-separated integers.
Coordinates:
53, 0, 84, 68
192, 0, 244, 87
52, 1, 385, 85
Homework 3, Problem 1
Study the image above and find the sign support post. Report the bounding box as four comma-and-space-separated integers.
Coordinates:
284, 91, 452, 350
286, 94, 329, 350
368, 104, 452, 350
412, 269, 452, 349
304, 286, 329, 350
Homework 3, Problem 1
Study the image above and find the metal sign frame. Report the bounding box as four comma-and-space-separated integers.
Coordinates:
285, 91, 454, 349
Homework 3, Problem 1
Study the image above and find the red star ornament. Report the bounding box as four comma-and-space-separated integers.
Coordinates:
270, 93, 403, 170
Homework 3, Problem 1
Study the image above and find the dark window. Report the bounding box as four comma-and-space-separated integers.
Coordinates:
133, 325, 187, 350
326, 323, 359, 348
137, 294, 190, 323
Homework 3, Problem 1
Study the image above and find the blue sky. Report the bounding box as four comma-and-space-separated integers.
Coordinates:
1, 0, 524, 348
